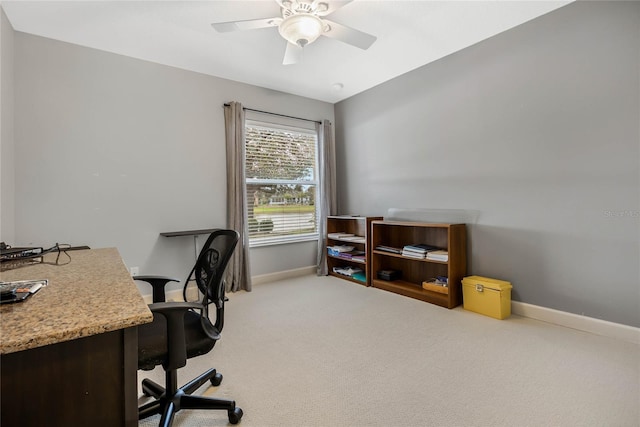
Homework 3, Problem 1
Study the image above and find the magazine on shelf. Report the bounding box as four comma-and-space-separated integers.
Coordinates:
351, 254, 366, 262
337, 250, 365, 260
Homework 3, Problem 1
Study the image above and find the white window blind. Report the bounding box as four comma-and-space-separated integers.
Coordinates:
245, 120, 319, 246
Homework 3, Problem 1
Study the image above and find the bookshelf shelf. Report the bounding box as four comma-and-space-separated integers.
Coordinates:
370, 220, 467, 308
326, 216, 382, 286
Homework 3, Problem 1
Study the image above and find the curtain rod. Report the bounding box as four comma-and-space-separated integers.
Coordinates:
224, 103, 322, 125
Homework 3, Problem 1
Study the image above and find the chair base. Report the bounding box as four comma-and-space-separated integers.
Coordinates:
139, 368, 243, 426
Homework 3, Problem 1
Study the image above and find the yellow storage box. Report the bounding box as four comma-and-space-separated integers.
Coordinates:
462, 276, 512, 319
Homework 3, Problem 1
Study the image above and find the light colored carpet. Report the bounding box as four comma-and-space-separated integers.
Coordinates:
139, 275, 639, 427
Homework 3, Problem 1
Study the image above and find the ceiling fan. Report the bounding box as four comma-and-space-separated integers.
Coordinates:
211, 0, 377, 65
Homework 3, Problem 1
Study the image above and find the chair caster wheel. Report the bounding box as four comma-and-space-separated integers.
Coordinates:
211, 372, 223, 386
228, 407, 243, 424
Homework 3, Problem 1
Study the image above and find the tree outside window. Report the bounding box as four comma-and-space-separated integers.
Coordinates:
245, 121, 318, 245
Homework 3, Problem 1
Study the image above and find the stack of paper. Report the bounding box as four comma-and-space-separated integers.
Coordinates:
328, 232, 355, 239
340, 235, 366, 244
332, 266, 363, 277
426, 250, 448, 262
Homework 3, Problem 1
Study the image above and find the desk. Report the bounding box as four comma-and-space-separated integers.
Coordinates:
160, 228, 218, 259
0, 248, 153, 427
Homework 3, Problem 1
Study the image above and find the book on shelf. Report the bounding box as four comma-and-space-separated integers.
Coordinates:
375, 245, 403, 254
426, 250, 448, 262
401, 250, 427, 259
402, 243, 443, 259
403, 243, 440, 253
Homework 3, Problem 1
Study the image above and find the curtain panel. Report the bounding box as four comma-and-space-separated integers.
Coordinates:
224, 102, 252, 292
316, 119, 337, 275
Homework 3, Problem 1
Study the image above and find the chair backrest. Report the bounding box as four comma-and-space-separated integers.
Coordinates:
186, 229, 239, 332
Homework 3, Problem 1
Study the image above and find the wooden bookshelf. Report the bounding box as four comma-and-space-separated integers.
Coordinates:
326, 216, 382, 286
370, 220, 467, 308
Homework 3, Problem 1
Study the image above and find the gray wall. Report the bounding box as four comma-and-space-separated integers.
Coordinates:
1, 8, 15, 245
335, 1, 639, 327
6, 30, 333, 293
2, 2, 638, 327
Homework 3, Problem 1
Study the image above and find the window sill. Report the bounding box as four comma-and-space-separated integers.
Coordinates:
249, 233, 319, 248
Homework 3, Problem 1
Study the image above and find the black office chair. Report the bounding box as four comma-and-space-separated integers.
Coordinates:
134, 229, 243, 426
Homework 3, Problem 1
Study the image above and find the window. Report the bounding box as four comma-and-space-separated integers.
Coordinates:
245, 119, 319, 246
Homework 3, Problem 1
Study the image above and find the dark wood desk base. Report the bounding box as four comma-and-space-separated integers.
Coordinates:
1, 327, 138, 427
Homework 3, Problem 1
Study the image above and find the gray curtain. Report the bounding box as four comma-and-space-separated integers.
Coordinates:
224, 101, 252, 292
316, 119, 337, 275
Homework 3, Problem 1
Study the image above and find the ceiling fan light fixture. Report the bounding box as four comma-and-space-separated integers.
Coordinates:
278, 14, 323, 47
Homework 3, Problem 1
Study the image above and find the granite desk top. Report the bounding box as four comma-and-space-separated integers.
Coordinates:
0, 248, 153, 355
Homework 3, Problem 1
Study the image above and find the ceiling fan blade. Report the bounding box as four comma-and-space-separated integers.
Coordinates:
322, 19, 376, 50
283, 42, 303, 65
212, 18, 280, 33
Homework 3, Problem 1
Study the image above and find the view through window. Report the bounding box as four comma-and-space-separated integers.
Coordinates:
245, 120, 319, 246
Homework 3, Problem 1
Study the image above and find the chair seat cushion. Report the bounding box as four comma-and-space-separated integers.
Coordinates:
138, 310, 218, 371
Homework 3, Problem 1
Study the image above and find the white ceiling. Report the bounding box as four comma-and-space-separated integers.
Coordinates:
2, 0, 573, 103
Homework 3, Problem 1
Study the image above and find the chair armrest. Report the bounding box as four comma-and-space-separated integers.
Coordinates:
133, 275, 180, 303
148, 301, 203, 312
148, 301, 204, 370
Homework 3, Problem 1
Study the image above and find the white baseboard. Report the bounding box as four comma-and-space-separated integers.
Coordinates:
142, 272, 639, 345
251, 265, 317, 285
512, 301, 639, 345
142, 266, 317, 303
251, 271, 639, 344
